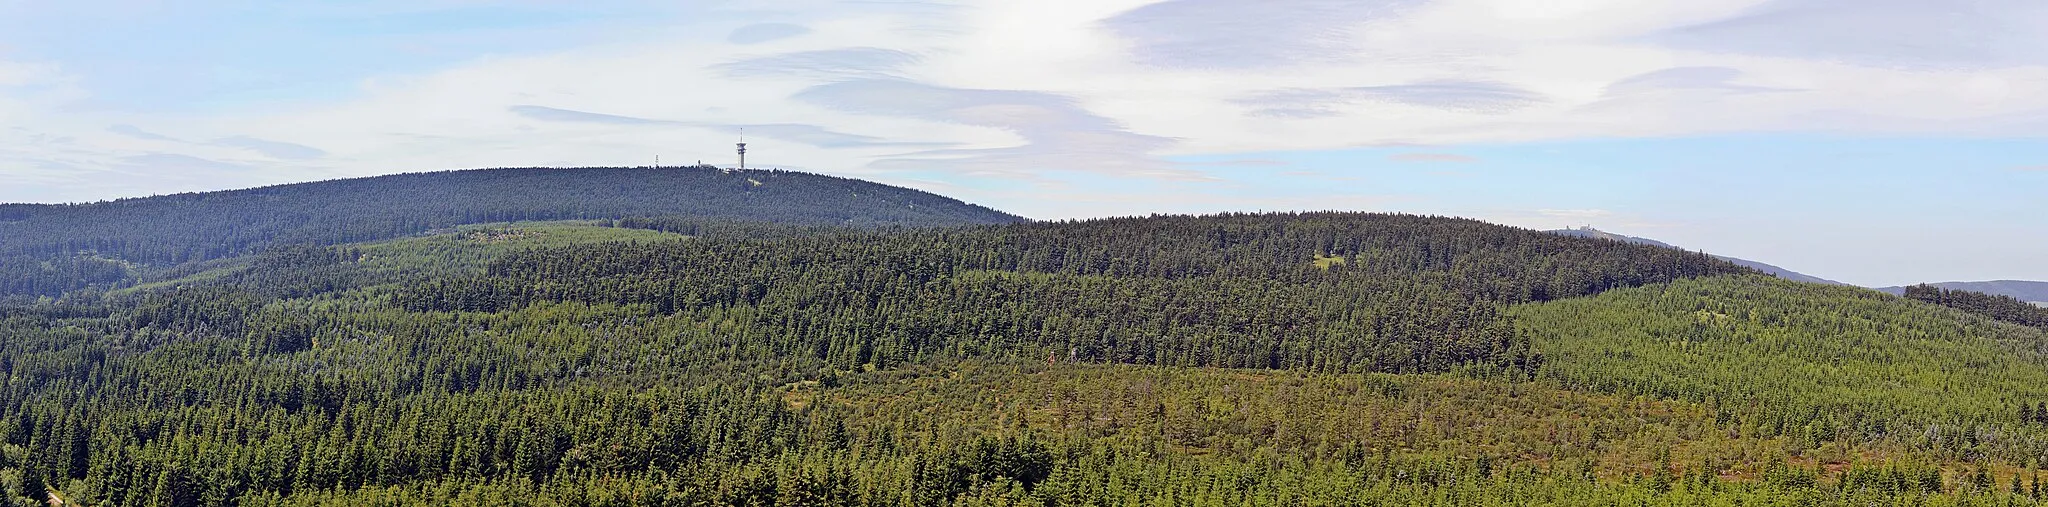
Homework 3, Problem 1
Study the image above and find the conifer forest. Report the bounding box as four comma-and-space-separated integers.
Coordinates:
2, 168, 2045, 506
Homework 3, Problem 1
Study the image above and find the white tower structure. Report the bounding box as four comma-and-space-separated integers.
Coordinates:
736, 128, 748, 170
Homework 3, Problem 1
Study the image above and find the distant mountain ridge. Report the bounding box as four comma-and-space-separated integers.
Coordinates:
1878, 281, 2048, 305
1, 166, 1022, 258
1546, 227, 1845, 286
0, 166, 1024, 297
1541, 228, 2045, 299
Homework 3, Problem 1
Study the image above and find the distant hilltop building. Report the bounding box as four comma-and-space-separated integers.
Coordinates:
650, 131, 755, 173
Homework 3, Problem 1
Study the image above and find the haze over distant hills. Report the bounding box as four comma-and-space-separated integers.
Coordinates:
1546, 226, 1845, 286
1878, 280, 2048, 305
1545, 228, 2047, 300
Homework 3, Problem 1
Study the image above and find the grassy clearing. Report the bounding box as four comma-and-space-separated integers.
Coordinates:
1312, 253, 1348, 270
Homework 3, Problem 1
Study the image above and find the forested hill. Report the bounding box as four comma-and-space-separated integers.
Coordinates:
0, 166, 1021, 296
1547, 226, 1844, 285
393, 212, 1753, 373
1899, 283, 2048, 328
9, 212, 2048, 504
1880, 280, 2048, 304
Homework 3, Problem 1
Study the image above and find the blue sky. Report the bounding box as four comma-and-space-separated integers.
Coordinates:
1, 0, 2045, 286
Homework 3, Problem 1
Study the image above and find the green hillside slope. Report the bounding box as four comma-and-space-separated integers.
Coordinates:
390, 212, 1746, 373
1880, 281, 2048, 304
0, 166, 1021, 297
1899, 284, 2048, 329
117, 221, 689, 299
5, 212, 2046, 505
1518, 275, 2048, 461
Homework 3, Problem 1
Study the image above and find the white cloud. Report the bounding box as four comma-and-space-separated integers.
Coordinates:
1388, 153, 1477, 163
1652, 0, 2048, 69
716, 48, 923, 80
4, 0, 2048, 205
0, 60, 81, 122
1237, 80, 1546, 118
1601, 67, 1793, 97
1101, 0, 1426, 69
107, 124, 178, 142
727, 23, 811, 45
211, 136, 329, 160
0, 60, 60, 87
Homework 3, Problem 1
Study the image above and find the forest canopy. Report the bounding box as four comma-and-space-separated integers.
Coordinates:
0, 166, 1021, 298
1902, 283, 2048, 329
0, 170, 2039, 505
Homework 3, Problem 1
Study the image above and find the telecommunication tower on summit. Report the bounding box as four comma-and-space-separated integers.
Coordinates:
736, 128, 748, 171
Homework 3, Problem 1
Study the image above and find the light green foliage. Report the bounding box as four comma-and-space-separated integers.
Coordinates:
823, 363, 1773, 478
6, 214, 2048, 504
1311, 253, 1347, 270
350, 221, 687, 279
1519, 275, 2048, 460
116, 221, 685, 298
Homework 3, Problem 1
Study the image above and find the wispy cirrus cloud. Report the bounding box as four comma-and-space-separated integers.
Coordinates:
12, 0, 2048, 196
0, 61, 58, 87
1238, 80, 1546, 118
1103, 0, 1424, 69
1602, 67, 1796, 97
108, 124, 177, 141
794, 79, 1191, 178
508, 105, 667, 126
211, 136, 328, 160
115, 153, 251, 173
717, 48, 922, 80
727, 23, 810, 45
1180, 159, 1290, 167
509, 104, 951, 150
107, 124, 326, 160
1352, 81, 1547, 114
1389, 152, 1477, 163
7, 0, 2048, 222
1652, 0, 2048, 69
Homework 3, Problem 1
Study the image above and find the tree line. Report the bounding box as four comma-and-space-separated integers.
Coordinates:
1903, 284, 2048, 329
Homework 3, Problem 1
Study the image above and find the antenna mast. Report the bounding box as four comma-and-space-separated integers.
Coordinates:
736, 128, 748, 170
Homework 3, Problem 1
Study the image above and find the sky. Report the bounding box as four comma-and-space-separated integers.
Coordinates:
1, 0, 2045, 287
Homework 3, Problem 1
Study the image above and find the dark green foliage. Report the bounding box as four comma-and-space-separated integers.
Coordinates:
391, 212, 1746, 374
177, 221, 698, 300
0, 255, 129, 300
1, 211, 2040, 505
0, 166, 1021, 296
1904, 284, 2048, 328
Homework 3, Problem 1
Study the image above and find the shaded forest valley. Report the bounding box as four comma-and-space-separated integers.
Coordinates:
2, 168, 2047, 505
